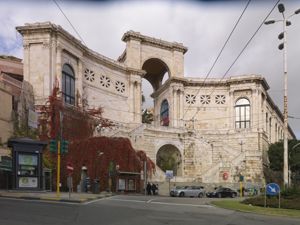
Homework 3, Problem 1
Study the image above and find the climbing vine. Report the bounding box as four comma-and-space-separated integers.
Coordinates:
38, 81, 155, 191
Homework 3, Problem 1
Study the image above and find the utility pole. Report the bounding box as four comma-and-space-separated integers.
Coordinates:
56, 111, 63, 198
264, 4, 300, 188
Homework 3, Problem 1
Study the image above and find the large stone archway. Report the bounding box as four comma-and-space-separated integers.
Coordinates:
121, 30, 187, 80
156, 144, 182, 176
142, 58, 169, 91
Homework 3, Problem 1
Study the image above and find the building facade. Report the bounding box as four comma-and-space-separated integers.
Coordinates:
16, 22, 295, 185
0, 56, 23, 155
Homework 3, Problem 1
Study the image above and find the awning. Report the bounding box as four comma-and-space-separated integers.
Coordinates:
118, 171, 140, 176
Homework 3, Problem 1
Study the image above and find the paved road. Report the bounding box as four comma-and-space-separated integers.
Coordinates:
1, 195, 299, 225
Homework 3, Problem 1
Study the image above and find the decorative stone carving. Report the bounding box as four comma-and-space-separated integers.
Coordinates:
100, 75, 111, 88
185, 94, 196, 104
84, 68, 95, 82
115, 80, 125, 93
215, 95, 226, 104
200, 95, 211, 104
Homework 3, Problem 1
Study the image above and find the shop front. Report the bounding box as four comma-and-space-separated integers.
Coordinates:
116, 171, 141, 193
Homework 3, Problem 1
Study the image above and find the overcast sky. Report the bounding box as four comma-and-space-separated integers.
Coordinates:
0, 0, 299, 139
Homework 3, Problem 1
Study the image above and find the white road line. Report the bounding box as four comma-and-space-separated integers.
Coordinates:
146, 198, 155, 203
83, 196, 115, 205
151, 201, 214, 208
102, 197, 214, 208
108, 198, 147, 203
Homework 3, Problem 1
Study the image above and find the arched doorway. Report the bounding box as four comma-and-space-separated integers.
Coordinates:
156, 144, 182, 176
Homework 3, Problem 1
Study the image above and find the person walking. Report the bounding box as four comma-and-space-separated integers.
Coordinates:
151, 183, 157, 195
146, 182, 152, 195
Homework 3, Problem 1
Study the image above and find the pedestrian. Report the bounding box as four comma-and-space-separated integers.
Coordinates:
146, 182, 152, 195
151, 183, 157, 195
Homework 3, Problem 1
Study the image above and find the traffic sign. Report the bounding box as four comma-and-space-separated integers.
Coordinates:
266, 183, 280, 196
165, 170, 173, 179
67, 165, 74, 171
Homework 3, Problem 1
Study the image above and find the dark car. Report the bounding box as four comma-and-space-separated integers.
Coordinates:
206, 187, 237, 198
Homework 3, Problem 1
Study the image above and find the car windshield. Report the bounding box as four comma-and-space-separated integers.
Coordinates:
216, 188, 225, 192
175, 186, 186, 189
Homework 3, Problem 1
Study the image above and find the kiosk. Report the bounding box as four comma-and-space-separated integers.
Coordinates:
8, 138, 47, 190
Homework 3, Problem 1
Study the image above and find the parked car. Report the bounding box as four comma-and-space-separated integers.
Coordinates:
170, 186, 187, 197
170, 185, 205, 198
206, 187, 237, 198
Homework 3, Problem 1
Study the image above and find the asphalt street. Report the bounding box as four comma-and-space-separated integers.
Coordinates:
0, 195, 299, 225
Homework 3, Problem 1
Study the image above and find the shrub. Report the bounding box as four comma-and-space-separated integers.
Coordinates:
242, 195, 300, 210
281, 187, 300, 199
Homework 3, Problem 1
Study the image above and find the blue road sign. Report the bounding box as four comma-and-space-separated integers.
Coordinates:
266, 183, 280, 196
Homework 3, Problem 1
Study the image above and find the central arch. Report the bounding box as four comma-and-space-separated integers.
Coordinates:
156, 144, 182, 176
142, 58, 170, 91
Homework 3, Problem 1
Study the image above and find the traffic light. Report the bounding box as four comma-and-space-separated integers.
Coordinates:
49, 139, 57, 153
61, 140, 69, 154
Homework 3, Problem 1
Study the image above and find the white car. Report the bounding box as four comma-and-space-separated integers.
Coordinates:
171, 186, 205, 198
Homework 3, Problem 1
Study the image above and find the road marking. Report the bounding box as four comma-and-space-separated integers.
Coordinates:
108, 198, 146, 203
147, 198, 155, 203
102, 197, 214, 208
151, 201, 214, 208
83, 196, 115, 205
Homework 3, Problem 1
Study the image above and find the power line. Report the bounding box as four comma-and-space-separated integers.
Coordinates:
52, 0, 87, 46
288, 115, 300, 120
190, 0, 280, 121
222, 0, 280, 77
182, 0, 251, 120
206, 0, 252, 78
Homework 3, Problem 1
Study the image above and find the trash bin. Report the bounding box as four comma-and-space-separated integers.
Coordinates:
93, 179, 100, 194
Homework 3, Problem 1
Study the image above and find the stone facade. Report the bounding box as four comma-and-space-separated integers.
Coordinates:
0, 56, 23, 156
16, 22, 295, 186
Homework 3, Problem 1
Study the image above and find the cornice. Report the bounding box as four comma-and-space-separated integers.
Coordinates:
16, 22, 145, 76
122, 30, 188, 54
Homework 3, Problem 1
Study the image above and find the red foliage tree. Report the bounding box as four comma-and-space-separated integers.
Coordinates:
38, 81, 155, 192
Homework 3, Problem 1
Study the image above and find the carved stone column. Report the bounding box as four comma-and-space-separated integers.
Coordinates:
173, 87, 178, 127
56, 46, 62, 89
77, 58, 83, 107
23, 43, 30, 82
135, 80, 142, 123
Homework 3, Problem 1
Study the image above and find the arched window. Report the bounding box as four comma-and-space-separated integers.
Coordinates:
62, 64, 75, 105
160, 99, 169, 126
235, 98, 250, 129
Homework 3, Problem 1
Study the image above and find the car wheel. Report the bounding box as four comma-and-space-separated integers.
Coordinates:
179, 192, 184, 197
218, 193, 222, 198
231, 193, 237, 198
198, 193, 204, 198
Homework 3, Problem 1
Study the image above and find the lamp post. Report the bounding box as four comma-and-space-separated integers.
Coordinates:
95, 151, 104, 179
264, 3, 300, 188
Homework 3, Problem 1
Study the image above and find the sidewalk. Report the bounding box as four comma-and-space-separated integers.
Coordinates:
0, 190, 113, 203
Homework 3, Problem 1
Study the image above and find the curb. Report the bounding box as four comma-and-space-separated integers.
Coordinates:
0, 193, 112, 204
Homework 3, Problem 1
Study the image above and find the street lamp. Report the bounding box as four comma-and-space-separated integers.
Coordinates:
264, 3, 300, 188
95, 151, 104, 179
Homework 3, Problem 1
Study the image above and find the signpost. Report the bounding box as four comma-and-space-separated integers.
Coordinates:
265, 183, 281, 208
67, 163, 74, 199
165, 170, 174, 194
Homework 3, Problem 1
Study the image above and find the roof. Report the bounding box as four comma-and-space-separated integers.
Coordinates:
122, 30, 188, 54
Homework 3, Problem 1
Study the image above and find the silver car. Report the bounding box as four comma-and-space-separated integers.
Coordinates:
171, 186, 205, 198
